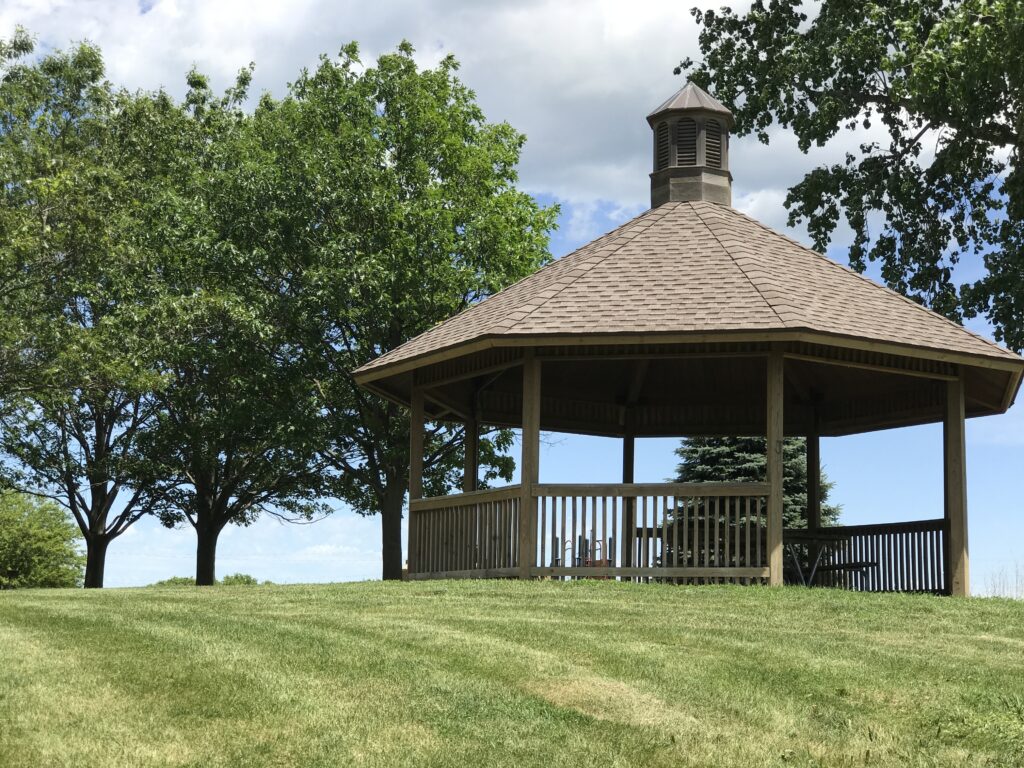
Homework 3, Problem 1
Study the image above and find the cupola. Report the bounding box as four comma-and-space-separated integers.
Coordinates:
647, 82, 734, 207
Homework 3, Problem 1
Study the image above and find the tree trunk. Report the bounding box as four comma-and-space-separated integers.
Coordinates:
195, 523, 221, 586
83, 535, 109, 589
381, 485, 405, 581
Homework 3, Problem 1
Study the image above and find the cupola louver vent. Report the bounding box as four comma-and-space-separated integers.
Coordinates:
675, 118, 697, 165
655, 122, 670, 170
705, 120, 722, 168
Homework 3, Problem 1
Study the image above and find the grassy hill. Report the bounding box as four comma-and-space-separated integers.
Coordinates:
1, 581, 1022, 767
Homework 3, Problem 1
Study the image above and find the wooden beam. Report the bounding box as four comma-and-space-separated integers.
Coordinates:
408, 387, 425, 576
463, 411, 478, 493
353, 329, 1024, 387
531, 566, 770, 579
519, 352, 541, 579
807, 407, 821, 530
621, 415, 636, 567
421, 388, 470, 422
784, 352, 959, 381
409, 387, 424, 501
944, 372, 969, 596
533, 482, 770, 497
766, 347, 785, 586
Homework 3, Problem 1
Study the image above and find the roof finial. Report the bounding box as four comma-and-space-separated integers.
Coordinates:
647, 82, 733, 208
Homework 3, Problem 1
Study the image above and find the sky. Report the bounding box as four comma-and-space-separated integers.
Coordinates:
3, 0, 1022, 594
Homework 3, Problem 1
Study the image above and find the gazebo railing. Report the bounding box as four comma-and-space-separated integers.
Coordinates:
407, 485, 522, 579
531, 483, 770, 583
408, 485, 947, 591
407, 482, 772, 582
784, 519, 946, 593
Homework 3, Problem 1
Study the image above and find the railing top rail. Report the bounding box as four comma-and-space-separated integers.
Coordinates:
532, 482, 770, 498
784, 518, 945, 537
410, 484, 522, 512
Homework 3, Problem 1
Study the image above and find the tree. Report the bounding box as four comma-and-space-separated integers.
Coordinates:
674, 437, 840, 529
678, 0, 1024, 349
133, 67, 335, 586
0, 31, 171, 587
242, 43, 557, 579
0, 492, 84, 588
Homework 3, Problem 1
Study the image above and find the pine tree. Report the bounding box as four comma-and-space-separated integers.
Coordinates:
673, 437, 840, 528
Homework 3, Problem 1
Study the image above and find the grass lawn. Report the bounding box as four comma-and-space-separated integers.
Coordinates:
1, 581, 1023, 767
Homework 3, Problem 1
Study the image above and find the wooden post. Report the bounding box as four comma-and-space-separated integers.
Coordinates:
463, 413, 478, 493
766, 348, 785, 586
519, 353, 541, 579
807, 409, 821, 531
621, 423, 635, 568
944, 372, 969, 596
408, 387, 424, 576
409, 387, 424, 501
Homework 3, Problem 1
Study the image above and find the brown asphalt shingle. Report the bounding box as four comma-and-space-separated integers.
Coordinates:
356, 201, 1020, 376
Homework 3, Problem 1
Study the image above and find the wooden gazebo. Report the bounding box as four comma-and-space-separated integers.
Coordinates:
353, 83, 1024, 596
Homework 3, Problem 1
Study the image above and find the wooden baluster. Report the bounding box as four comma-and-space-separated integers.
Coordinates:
611, 496, 618, 572
680, 497, 688, 570
571, 496, 578, 572
733, 496, 740, 573
744, 497, 751, 573
602, 496, 608, 568
920, 530, 927, 592
539, 496, 547, 575
723, 496, 731, 573
662, 495, 669, 573
642, 495, 649, 571
560, 497, 567, 570
753, 499, 761, 573
672, 496, 680, 571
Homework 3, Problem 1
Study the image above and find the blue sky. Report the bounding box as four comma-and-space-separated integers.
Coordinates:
4, 0, 1021, 592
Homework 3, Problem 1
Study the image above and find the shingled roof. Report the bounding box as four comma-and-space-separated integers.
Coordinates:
355, 200, 1020, 380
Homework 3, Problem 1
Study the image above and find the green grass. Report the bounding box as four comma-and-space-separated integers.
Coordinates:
1, 581, 1023, 767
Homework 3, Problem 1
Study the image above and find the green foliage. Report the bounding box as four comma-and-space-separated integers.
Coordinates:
148, 576, 197, 587
674, 437, 841, 528
0, 32, 555, 584
148, 573, 268, 587
679, 1, 1024, 349
219, 573, 263, 586
0, 492, 84, 588
241, 42, 557, 577
0, 28, 173, 588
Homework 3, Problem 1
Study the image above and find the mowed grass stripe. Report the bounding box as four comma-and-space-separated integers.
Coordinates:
1, 581, 1023, 767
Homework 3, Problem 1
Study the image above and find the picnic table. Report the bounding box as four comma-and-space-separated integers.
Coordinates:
784, 529, 878, 587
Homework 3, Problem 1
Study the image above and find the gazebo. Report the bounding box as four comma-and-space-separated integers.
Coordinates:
353, 83, 1024, 596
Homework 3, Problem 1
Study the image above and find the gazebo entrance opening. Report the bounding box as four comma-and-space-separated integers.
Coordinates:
403, 343, 969, 594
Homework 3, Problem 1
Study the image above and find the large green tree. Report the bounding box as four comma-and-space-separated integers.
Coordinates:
242, 43, 557, 579
0, 492, 84, 589
674, 437, 840, 529
679, 0, 1024, 348
0, 31, 171, 587
133, 68, 334, 586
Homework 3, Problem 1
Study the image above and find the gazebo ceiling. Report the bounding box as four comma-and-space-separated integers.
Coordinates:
354, 84, 1024, 438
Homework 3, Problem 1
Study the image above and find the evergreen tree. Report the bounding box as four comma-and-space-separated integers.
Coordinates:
673, 437, 840, 528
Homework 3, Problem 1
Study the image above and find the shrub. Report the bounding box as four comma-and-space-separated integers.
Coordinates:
0, 493, 84, 589
147, 573, 269, 587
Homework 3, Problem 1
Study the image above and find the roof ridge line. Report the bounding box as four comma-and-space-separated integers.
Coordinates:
688, 202, 788, 328
493, 204, 674, 335
722, 205, 1021, 361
